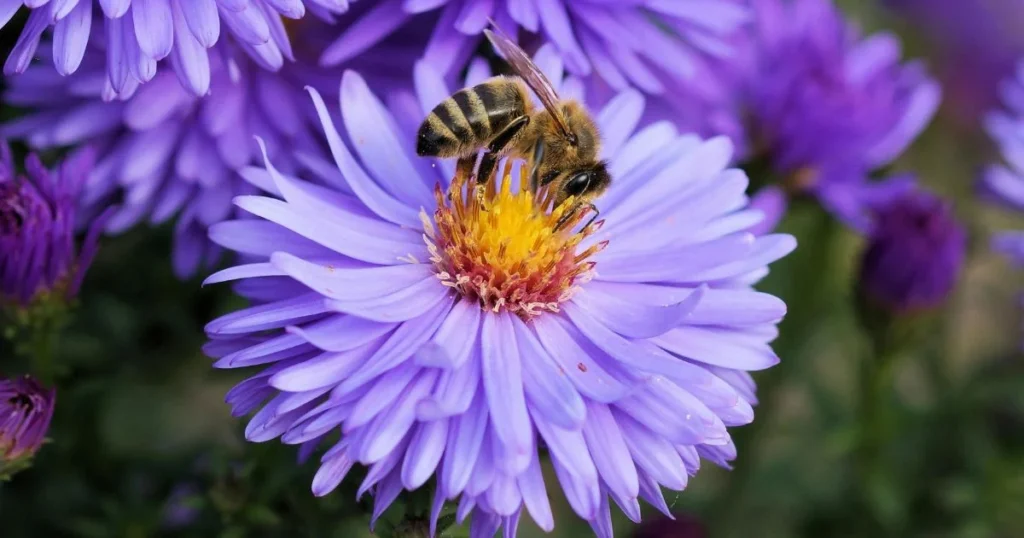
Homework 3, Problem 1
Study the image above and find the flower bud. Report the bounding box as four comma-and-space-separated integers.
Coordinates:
0, 375, 55, 477
857, 191, 966, 314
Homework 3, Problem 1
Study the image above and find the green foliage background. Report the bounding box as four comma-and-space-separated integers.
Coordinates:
2, 2, 1023, 537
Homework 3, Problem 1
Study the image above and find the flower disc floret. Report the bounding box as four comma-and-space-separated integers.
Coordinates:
428, 167, 604, 318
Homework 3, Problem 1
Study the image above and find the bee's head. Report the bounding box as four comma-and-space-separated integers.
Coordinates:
555, 161, 611, 207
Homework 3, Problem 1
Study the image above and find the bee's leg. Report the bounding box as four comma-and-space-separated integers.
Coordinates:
476, 115, 530, 185
554, 202, 600, 232
529, 139, 546, 193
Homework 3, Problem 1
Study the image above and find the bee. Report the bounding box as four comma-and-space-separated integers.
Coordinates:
415, 22, 610, 230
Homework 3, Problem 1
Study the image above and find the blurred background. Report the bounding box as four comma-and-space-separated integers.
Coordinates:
1, 1, 1023, 537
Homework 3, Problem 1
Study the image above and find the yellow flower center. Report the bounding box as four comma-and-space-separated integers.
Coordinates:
425, 163, 606, 319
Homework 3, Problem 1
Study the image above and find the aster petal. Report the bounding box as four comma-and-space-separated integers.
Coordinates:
440, 390, 488, 498
345, 364, 420, 430
417, 298, 481, 368
417, 350, 481, 420
570, 285, 704, 339
286, 315, 395, 353
271, 252, 434, 302
52, 0, 91, 76
582, 402, 639, 502
221, 1, 271, 45
868, 78, 941, 166
531, 316, 631, 403
516, 450, 554, 531
179, 0, 220, 47
480, 312, 533, 473
132, 0, 175, 60
305, 87, 420, 227
550, 458, 600, 520
653, 325, 780, 371
356, 371, 437, 463
325, 276, 450, 323
512, 319, 586, 431
312, 450, 356, 497
5, 9, 48, 75
98, 0, 129, 17
596, 89, 644, 158
170, 0, 212, 96
269, 336, 384, 392
401, 419, 448, 489
0, 0, 20, 29
320, 0, 406, 67
335, 300, 451, 397
234, 195, 422, 265
535, 0, 589, 74
339, 70, 434, 208
205, 293, 329, 335
209, 220, 336, 259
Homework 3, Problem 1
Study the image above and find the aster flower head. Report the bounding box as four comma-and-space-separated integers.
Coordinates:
205, 50, 794, 536
0, 375, 56, 472
0, 0, 348, 97
2, 17, 423, 278
982, 59, 1024, 266
0, 142, 107, 307
741, 0, 940, 230
857, 190, 966, 315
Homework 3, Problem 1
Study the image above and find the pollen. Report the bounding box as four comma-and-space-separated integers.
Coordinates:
424, 162, 606, 319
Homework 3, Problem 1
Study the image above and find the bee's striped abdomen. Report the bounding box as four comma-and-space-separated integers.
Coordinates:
416, 78, 529, 158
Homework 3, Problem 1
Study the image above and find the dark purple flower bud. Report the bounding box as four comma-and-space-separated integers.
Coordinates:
858, 191, 967, 314
633, 514, 706, 538
0, 143, 109, 308
0, 375, 55, 465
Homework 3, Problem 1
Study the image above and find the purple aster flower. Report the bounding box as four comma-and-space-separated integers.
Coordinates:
857, 190, 966, 314
884, 0, 1024, 125
2, 18, 422, 277
204, 50, 794, 536
738, 0, 941, 231
0, 0, 348, 97
0, 375, 55, 468
0, 141, 108, 306
330, 0, 749, 128
982, 59, 1024, 266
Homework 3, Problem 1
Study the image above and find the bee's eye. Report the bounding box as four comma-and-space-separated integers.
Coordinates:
565, 172, 592, 196
567, 133, 579, 146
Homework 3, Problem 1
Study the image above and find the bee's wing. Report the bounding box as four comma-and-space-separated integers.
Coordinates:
484, 25, 572, 139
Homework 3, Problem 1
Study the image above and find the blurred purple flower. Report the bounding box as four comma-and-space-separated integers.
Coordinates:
2, 19, 421, 278
0, 375, 55, 463
738, 0, 940, 231
0, 142, 108, 306
982, 59, 1024, 265
204, 52, 793, 536
858, 190, 965, 314
885, 0, 1024, 125
332, 1, 749, 107
0, 0, 348, 97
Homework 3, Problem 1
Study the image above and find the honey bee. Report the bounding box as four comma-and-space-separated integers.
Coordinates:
415, 22, 609, 230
